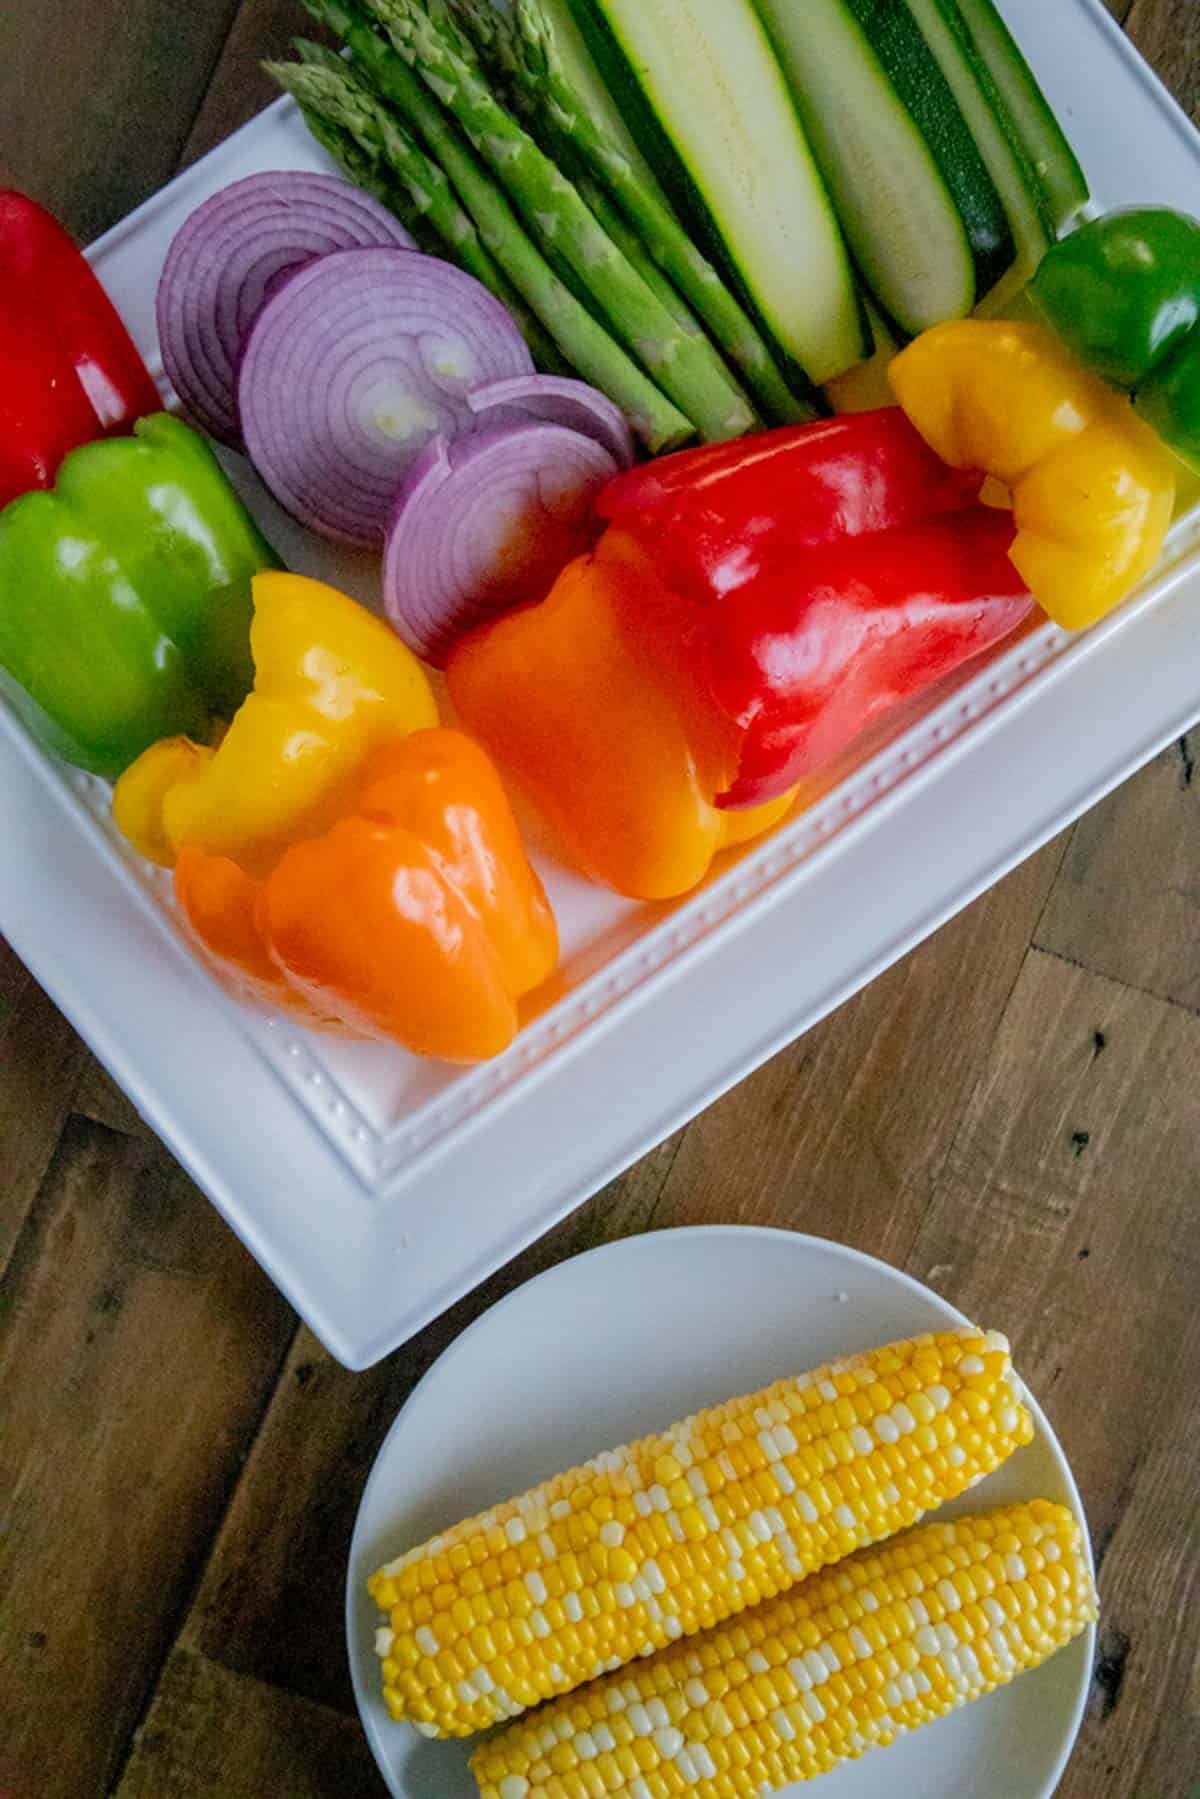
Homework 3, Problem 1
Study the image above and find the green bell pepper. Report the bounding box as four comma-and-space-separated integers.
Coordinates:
1029, 207, 1200, 472
0, 412, 279, 777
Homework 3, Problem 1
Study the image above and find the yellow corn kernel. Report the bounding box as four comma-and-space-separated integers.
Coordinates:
473, 1501, 1095, 1796
369, 1330, 1033, 1736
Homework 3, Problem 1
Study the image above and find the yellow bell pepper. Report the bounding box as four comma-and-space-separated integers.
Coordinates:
114, 571, 437, 873
889, 320, 1176, 630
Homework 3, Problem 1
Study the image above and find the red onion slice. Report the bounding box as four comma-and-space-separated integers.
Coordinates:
468, 375, 636, 469
238, 248, 534, 547
156, 171, 417, 448
383, 422, 618, 665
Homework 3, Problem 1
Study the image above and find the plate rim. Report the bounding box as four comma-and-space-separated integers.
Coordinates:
345, 1223, 1096, 1798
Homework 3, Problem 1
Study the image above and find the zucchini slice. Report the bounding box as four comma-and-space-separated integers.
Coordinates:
841, 0, 1014, 303
950, 0, 1089, 230
755, 0, 976, 336
567, 0, 867, 385
901, 0, 1052, 309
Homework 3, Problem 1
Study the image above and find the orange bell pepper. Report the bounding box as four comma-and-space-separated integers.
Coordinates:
447, 536, 795, 901
175, 728, 558, 1061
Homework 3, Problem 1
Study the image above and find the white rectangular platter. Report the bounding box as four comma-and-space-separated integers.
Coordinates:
2, 0, 1198, 1367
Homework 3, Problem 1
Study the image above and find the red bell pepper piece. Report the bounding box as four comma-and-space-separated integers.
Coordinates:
597, 410, 985, 602
702, 508, 1033, 807
597, 408, 1034, 809
0, 191, 161, 507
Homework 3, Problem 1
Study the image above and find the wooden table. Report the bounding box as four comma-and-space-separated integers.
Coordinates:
1, 5, 1197, 1794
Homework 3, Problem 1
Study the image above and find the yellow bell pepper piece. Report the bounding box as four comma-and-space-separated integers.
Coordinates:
113, 734, 212, 868
889, 320, 1176, 630
113, 571, 437, 874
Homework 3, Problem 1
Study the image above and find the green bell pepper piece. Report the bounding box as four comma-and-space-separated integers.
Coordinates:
1135, 332, 1200, 476
1029, 208, 1200, 387
1029, 207, 1200, 472
0, 413, 280, 778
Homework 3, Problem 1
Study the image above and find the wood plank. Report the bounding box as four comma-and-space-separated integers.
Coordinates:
1126, 0, 1200, 119
0, 1, 242, 241
73, 1056, 156, 1140
1036, 740, 1200, 1014
0, 1115, 296, 1799
114, 1649, 384, 1799
902, 948, 1200, 1798
0, 951, 90, 1276
181, 0, 338, 167
637, 838, 1067, 1265
1061, 1318, 1200, 1799
176, 1138, 678, 1710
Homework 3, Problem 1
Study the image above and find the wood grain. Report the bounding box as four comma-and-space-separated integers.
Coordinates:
1036, 738, 1200, 1014
902, 950, 1200, 1796
0, 2, 242, 241
0, 1117, 294, 1796
1126, 0, 1200, 120
114, 1650, 383, 1799
0, 4, 1198, 1797
177, 1139, 678, 1712
0, 941, 90, 1273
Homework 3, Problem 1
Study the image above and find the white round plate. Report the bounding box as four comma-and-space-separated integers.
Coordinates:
348, 1226, 1094, 1799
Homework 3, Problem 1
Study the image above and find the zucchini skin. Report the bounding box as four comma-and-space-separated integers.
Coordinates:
756, 0, 980, 338
566, 0, 863, 394
841, 0, 1015, 299
950, 0, 1089, 229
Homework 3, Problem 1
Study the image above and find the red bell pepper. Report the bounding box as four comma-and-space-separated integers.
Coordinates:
597, 410, 984, 602
597, 409, 1034, 808
0, 190, 161, 507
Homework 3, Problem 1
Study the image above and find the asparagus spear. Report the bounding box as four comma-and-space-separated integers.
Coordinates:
573, 173, 709, 343
441, 0, 707, 346
358, 0, 759, 441
274, 49, 569, 372
457, 0, 815, 425
293, 91, 432, 238
301, 0, 693, 451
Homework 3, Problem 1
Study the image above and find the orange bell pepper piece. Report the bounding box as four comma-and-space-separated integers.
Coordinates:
446, 537, 794, 901
175, 728, 558, 1062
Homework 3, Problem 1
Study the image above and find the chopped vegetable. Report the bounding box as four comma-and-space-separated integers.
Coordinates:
467, 373, 634, 467
1030, 210, 1200, 389
155, 169, 416, 448
598, 409, 1032, 807
276, 47, 570, 374
1028, 208, 1200, 474
237, 246, 533, 545
598, 409, 980, 603
1138, 335, 1200, 477
754, 0, 996, 335
949, 0, 1089, 230
0, 415, 278, 779
112, 571, 437, 873
899, 0, 1048, 313
0, 189, 161, 508
451, 409, 1034, 883
383, 421, 617, 665
448, 542, 795, 899
891, 320, 1178, 629
359, 0, 760, 441
472, 1499, 1097, 1794
565, 0, 866, 385
456, 0, 812, 423
368, 1327, 1032, 1734
296, 0, 694, 452
178, 728, 558, 1060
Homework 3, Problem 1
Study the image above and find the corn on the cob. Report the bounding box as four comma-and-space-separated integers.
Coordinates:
471, 1499, 1097, 1797
369, 1328, 1032, 1735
